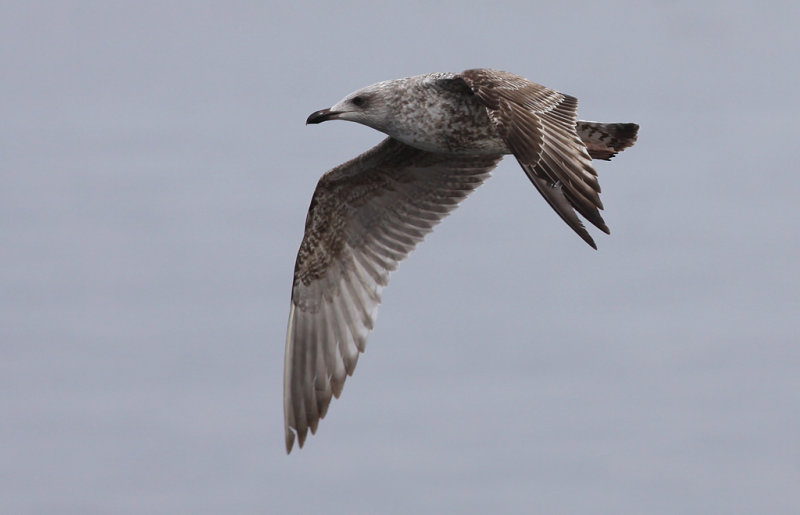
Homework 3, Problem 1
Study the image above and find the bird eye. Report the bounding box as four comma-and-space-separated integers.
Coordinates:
351, 96, 365, 107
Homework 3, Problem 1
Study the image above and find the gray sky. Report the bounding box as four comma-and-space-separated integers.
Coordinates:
3, 2, 799, 513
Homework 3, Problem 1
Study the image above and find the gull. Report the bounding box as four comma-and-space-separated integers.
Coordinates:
284, 69, 638, 452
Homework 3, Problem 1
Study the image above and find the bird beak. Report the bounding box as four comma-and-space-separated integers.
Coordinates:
306, 108, 341, 124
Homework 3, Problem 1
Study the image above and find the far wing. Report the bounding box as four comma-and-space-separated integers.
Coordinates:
285, 137, 502, 452
459, 69, 607, 249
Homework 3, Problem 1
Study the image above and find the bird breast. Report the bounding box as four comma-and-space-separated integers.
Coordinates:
386, 85, 509, 155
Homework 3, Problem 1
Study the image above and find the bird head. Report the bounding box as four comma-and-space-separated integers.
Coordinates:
306, 80, 399, 132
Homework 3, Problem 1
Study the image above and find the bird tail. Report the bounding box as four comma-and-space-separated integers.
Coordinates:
576, 121, 639, 160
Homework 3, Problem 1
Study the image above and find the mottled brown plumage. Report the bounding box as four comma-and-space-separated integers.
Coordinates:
285, 69, 638, 452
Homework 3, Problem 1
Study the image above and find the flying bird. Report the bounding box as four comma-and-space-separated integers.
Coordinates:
284, 69, 638, 452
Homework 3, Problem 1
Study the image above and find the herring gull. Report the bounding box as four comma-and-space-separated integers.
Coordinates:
284, 69, 639, 452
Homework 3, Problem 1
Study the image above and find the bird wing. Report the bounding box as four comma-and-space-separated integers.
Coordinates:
285, 137, 502, 452
458, 69, 608, 249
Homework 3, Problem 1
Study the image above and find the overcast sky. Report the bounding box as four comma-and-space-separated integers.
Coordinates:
3, 2, 799, 514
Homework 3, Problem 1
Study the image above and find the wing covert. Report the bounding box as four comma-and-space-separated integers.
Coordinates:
459, 69, 608, 249
284, 137, 502, 452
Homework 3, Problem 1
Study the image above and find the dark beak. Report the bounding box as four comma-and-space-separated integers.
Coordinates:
306, 108, 340, 125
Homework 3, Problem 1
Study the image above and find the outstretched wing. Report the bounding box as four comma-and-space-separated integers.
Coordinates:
459, 69, 607, 249
285, 137, 502, 452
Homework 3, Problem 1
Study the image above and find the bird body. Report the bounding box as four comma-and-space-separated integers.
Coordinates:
285, 69, 638, 452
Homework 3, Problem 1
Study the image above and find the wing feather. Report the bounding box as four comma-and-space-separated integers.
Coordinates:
460, 68, 608, 248
284, 137, 502, 452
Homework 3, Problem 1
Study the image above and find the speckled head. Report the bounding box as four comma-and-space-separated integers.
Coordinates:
306, 72, 504, 154
305, 77, 412, 129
